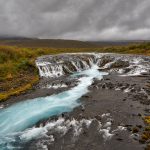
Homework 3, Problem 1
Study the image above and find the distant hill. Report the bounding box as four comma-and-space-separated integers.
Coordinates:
0, 39, 98, 48
0, 35, 33, 40
89, 40, 150, 46
0, 37, 149, 48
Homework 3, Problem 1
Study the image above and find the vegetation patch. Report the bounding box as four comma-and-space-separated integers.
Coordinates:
0, 76, 39, 101
139, 116, 150, 150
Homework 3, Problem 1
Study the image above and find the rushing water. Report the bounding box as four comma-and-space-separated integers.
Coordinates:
0, 64, 107, 150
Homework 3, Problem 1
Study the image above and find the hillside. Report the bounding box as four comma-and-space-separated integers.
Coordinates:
0, 38, 144, 48
0, 39, 98, 48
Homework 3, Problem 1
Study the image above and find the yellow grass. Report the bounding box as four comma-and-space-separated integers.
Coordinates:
0, 76, 39, 101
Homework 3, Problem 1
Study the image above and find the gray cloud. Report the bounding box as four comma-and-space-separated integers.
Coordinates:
0, 0, 150, 40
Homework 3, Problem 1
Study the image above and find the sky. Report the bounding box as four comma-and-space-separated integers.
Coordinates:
0, 0, 150, 41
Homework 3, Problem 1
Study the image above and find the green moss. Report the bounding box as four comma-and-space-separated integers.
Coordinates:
140, 116, 150, 148
0, 76, 39, 102
145, 126, 150, 131
141, 132, 150, 141
15, 59, 35, 72
132, 127, 139, 133
145, 116, 150, 125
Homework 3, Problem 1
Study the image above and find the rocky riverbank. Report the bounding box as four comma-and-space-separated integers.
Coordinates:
21, 73, 150, 150
0, 53, 150, 150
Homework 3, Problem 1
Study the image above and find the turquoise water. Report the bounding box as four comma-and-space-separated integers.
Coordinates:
0, 65, 107, 149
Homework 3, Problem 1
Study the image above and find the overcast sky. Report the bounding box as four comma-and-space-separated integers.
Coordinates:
0, 0, 150, 40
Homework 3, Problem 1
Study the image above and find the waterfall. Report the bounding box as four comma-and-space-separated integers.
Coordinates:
36, 53, 99, 78
36, 53, 150, 78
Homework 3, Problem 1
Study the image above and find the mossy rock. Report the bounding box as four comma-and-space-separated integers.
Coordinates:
132, 127, 139, 133
145, 144, 150, 150
145, 126, 150, 131
145, 117, 150, 125
99, 56, 114, 67
141, 132, 150, 141
109, 59, 129, 69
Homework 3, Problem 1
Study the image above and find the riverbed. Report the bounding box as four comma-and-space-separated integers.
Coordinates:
0, 53, 150, 150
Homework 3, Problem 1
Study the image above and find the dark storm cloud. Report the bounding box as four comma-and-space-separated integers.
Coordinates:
0, 0, 150, 40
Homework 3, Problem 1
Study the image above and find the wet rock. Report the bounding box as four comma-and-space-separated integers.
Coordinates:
95, 115, 102, 121
46, 93, 50, 96
105, 78, 110, 80
136, 125, 143, 129
106, 82, 114, 89
61, 113, 65, 118
102, 84, 106, 89
81, 105, 85, 112
125, 124, 132, 127
130, 88, 136, 93
127, 127, 132, 132
120, 123, 125, 127
145, 144, 150, 150
99, 56, 114, 67
79, 113, 84, 119
107, 59, 129, 69
145, 109, 150, 113
138, 113, 142, 117
116, 138, 123, 141
82, 95, 90, 98
146, 139, 150, 144
141, 72, 150, 76
139, 138, 146, 144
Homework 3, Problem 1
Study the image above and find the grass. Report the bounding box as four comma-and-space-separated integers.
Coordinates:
0, 42, 150, 101
140, 116, 150, 150
0, 76, 39, 101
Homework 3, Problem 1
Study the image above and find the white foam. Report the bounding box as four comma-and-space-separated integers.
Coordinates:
117, 126, 126, 131
7, 114, 127, 149
36, 62, 64, 77
124, 88, 131, 93
115, 87, 121, 91
43, 84, 67, 89
100, 128, 114, 140
101, 113, 111, 118
0, 105, 4, 109
20, 118, 93, 142
103, 121, 112, 128
20, 112, 125, 144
